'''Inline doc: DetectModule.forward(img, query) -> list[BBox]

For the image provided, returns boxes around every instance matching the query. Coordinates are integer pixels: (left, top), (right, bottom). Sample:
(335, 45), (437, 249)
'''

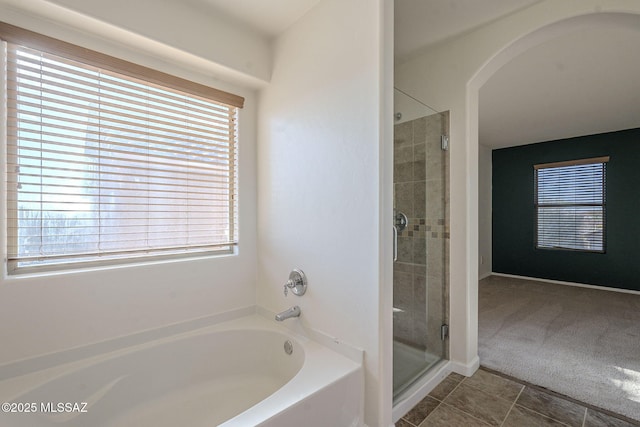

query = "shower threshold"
(393, 340), (441, 400)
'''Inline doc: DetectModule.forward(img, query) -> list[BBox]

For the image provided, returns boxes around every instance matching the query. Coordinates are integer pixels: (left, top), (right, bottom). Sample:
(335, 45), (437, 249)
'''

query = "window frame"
(1, 22), (245, 275)
(534, 156), (609, 254)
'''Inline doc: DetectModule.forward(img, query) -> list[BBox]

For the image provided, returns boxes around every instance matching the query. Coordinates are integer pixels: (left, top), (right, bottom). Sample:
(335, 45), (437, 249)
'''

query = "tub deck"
(0, 314), (364, 427)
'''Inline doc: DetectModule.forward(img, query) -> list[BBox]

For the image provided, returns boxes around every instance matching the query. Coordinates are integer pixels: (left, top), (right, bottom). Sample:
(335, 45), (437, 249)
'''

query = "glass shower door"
(392, 89), (449, 400)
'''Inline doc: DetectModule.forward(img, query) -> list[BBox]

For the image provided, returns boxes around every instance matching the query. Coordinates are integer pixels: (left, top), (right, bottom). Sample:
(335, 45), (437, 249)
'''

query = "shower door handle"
(393, 225), (398, 262)
(393, 211), (407, 262)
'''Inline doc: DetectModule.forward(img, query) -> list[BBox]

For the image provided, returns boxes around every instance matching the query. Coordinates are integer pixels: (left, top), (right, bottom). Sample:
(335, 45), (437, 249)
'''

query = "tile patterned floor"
(396, 368), (640, 427)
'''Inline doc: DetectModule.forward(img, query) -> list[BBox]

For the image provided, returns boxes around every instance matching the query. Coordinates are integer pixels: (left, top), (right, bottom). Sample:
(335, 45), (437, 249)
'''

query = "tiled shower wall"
(393, 112), (450, 355)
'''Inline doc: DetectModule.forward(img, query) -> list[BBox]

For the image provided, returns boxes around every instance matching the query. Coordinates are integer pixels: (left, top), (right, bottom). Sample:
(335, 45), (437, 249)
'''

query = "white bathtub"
(0, 314), (364, 426)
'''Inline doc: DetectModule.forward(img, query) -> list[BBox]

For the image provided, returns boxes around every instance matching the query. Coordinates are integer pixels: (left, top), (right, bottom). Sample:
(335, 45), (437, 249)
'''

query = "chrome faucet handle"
(283, 269), (307, 297)
(283, 280), (292, 296)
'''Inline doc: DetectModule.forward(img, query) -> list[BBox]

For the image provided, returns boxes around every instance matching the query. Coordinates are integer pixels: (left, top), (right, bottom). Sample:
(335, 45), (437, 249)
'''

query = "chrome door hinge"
(441, 324), (449, 341)
(441, 135), (449, 151)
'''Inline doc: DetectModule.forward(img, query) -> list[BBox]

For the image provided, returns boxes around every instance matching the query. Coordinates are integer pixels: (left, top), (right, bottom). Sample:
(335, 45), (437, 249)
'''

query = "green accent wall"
(492, 127), (640, 291)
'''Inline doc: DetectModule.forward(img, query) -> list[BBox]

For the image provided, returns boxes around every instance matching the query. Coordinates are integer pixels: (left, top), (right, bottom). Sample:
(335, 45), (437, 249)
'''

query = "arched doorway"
(469, 11), (640, 420)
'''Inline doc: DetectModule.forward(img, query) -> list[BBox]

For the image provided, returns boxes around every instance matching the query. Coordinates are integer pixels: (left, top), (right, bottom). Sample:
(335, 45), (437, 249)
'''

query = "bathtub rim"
(0, 305), (256, 381)
(0, 305), (363, 383)
(0, 312), (364, 427)
(0, 308), (363, 407)
(255, 306), (364, 364)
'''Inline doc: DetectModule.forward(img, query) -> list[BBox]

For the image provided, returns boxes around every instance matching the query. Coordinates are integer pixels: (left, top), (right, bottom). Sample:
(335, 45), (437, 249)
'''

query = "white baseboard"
(449, 355), (480, 377)
(490, 272), (640, 296)
(479, 271), (492, 280)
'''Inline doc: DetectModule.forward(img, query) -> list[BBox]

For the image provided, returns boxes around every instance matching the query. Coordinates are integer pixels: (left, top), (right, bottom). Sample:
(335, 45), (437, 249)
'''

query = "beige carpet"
(479, 275), (640, 422)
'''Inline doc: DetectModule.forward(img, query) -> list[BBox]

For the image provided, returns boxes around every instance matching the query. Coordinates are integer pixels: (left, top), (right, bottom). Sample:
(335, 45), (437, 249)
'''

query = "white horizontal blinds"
(535, 157), (608, 252)
(6, 42), (239, 270)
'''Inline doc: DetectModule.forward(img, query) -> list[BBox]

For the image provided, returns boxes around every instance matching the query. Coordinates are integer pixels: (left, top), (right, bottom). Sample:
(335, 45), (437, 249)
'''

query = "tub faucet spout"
(275, 306), (301, 321)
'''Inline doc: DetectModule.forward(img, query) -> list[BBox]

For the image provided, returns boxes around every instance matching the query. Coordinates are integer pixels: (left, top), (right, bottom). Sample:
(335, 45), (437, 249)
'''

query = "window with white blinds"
(2, 23), (244, 273)
(534, 157), (608, 253)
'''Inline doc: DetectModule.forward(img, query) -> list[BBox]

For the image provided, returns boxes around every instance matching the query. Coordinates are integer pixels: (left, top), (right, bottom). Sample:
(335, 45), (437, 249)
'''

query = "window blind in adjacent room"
(534, 157), (609, 253)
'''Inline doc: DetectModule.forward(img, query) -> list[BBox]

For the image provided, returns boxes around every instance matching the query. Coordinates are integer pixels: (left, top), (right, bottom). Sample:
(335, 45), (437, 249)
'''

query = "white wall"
(395, 0), (640, 373)
(478, 144), (492, 279)
(256, 0), (389, 424)
(0, 0), (259, 364)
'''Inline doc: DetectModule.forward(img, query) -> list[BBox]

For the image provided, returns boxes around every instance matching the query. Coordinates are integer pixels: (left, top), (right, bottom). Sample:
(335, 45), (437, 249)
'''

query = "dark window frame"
(534, 157), (609, 253)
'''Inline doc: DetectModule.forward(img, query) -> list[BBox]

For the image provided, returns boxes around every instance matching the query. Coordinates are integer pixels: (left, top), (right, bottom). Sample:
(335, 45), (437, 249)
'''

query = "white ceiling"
(177, 1), (640, 150)
(479, 22), (640, 148)
(184, 0), (541, 49)
(186, 0), (322, 38)
(394, 0), (541, 61)
(395, 1), (640, 149)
